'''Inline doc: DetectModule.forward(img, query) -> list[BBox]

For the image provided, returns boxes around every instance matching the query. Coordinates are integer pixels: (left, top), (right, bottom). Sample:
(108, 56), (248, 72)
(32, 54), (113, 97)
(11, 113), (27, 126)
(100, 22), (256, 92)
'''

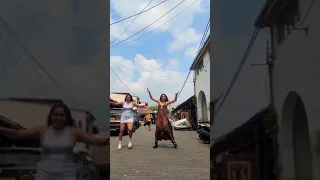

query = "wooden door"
(227, 160), (252, 180)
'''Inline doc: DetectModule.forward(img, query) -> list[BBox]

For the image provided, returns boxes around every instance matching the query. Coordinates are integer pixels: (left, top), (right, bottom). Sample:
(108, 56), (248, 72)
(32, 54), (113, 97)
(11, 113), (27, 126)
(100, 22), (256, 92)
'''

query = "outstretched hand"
(147, 88), (150, 93)
(175, 91), (180, 96)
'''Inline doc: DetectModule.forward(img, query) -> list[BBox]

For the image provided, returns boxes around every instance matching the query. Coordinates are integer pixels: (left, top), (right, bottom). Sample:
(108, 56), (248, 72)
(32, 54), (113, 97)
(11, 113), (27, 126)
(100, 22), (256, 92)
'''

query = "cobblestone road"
(110, 124), (210, 180)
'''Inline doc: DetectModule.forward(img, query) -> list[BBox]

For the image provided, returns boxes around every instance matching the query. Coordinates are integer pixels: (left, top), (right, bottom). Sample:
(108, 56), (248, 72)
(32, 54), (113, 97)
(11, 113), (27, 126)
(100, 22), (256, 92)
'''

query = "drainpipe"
(193, 72), (197, 123)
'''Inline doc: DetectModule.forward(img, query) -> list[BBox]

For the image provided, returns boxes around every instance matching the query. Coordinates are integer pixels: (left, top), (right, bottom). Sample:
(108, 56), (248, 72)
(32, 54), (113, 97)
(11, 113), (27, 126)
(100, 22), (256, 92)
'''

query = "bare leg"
(127, 122), (133, 139)
(127, 122), (134, 149)
(118, 123), (126, 150)
(119, 123), (126, 141)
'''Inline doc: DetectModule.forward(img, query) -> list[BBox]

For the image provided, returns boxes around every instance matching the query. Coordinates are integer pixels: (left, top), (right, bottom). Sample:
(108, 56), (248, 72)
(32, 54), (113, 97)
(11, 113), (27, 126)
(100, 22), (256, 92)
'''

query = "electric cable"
(215, 27), (261, 115)
(177, 70), (191, 98)
(196, 19), (210, 55)
(177, 18), (210, 98)
(0, 16), (78, 105)
(111, 0), (199, 49)
(110, 0), (187, 48)
(110, 0), (154, 45)
(111, 67), (135, 94)
(110, 0), (169, 25)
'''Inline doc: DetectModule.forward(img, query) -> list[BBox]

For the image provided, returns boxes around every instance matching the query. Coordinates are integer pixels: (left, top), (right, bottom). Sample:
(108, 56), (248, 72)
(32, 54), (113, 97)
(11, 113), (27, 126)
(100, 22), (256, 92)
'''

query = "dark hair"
(47, 103), (75, 127)
(159, 94), (169, 102)
(124, 94), (133, 102)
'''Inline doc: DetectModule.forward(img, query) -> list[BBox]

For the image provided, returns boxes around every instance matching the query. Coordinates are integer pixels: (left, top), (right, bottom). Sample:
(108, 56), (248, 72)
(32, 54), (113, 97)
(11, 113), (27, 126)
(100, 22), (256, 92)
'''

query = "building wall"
(0, 100), (93, 154)
(195, 50), (211, 122)
(271, 0), (320, 179)
(209, 0), (269, 143)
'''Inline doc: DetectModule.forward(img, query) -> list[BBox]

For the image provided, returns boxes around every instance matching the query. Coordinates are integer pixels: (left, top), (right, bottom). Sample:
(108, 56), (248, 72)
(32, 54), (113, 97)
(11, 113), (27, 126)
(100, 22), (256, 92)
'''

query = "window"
(275, 0), (300, 44)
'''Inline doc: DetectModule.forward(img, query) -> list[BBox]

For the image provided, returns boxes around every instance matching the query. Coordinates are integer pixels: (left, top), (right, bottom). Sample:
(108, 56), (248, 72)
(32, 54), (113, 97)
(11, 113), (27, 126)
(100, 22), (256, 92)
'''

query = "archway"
(280, 91), (313, 180)
(198, 91), (208, 121)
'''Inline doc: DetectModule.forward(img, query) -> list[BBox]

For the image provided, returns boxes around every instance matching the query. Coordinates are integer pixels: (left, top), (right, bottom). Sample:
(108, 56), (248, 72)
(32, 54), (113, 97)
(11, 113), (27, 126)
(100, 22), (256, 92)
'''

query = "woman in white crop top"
(111, 94), (145, 150)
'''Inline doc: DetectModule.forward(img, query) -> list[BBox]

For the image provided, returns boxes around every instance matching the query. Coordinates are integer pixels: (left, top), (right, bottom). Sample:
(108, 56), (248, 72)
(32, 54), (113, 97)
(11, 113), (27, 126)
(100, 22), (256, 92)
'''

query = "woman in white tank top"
(111, 94), (145, 150)
(0, 103), (110, 180)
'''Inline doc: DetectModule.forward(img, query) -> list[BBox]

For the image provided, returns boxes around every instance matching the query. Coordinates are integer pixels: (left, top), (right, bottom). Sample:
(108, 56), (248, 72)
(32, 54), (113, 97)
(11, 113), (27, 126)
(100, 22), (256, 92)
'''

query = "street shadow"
(155, 142), (177, 149)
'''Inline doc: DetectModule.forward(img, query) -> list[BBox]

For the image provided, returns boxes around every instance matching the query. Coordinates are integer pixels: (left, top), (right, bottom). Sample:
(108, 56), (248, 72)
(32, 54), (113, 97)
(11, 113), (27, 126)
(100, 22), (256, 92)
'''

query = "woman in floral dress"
(147, 88), (179, 148)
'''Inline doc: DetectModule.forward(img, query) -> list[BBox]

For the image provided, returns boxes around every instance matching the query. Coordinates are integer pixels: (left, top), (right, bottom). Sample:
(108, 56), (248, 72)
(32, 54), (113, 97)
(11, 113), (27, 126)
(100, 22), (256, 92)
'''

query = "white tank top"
(122, 102), (134, 118)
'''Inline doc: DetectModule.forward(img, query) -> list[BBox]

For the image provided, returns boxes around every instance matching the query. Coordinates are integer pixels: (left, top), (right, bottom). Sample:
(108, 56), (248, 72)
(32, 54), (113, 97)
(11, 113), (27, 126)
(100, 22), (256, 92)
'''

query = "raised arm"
(167, 92), (179, 105)
(110, 101), (124, 106)
(0, 126), (44, 139)
(147, 88), (159, 103)
(73, 127), (109, 146)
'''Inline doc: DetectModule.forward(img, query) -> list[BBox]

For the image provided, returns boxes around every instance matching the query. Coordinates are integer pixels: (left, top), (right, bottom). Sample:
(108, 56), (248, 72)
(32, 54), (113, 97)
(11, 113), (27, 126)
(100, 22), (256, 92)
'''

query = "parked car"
(172, 118), (192, 130)
(197, 121), (210, 144)
(110, 108), (122, 134)
(133, 111), (141, 130)
(0, 147), (99, 180)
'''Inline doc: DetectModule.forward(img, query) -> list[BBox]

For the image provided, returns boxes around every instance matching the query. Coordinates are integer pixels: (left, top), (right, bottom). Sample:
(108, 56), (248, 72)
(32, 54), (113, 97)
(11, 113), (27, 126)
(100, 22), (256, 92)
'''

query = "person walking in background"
(143, 116), (148, 129)
(0, 103), (109, 180)
(110, 94), (145, 150)
(144, 113), (152, 131)
(147, 88), (179, 148)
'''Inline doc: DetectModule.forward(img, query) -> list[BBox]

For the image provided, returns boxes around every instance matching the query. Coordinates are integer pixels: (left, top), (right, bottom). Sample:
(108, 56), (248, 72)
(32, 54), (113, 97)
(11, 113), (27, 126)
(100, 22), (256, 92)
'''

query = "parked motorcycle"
(197, 122), (210, 144)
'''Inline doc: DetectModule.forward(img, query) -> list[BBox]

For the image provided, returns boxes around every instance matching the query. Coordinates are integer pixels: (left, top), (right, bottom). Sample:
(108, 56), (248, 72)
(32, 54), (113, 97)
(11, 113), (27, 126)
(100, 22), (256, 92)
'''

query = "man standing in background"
(144, 114), (152, 131)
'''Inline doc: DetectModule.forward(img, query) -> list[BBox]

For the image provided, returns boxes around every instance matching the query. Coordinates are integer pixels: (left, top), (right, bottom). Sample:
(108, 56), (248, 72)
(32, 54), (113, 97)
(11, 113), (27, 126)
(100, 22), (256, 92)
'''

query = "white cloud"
(185, 45), (198, 58)
(110, 54), (194, 107)
(110, 0), (209, 51)
(168, 28), (201, 52)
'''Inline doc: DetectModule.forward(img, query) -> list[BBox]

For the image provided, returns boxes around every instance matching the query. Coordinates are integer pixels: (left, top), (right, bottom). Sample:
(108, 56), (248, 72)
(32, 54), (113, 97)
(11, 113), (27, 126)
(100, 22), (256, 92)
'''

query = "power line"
(110, 0), (169, 25)
(215, 27), (261, 115)
(110, 67), (135, 94)
(0, 17), (77, 105)
(110, 70), (127, 92)
(110, 0), (187, 48)
(177, 71), (191, 98)
(1, 38), (35, 95)
(196, 19), (210, 55)
(0, 17), (62, 90)
(110, 0), (154, 45)
(110, 72), (124, 91)
(177, 17), (210, 99)
(111, 0), (199, 49)
(296, 0), (315, 27)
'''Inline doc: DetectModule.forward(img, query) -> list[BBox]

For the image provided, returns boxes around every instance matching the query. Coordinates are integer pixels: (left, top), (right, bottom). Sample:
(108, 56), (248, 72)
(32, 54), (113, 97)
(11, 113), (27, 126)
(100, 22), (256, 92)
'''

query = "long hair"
(47, 103), (75, 127)
(159, 94), (169, 102)
(124, 93), (133, 102)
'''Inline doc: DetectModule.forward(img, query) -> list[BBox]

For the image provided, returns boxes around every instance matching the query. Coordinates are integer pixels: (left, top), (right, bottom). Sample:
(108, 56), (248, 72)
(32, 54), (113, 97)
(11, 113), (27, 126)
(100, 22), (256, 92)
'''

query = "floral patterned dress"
(155, 104), (175, 142)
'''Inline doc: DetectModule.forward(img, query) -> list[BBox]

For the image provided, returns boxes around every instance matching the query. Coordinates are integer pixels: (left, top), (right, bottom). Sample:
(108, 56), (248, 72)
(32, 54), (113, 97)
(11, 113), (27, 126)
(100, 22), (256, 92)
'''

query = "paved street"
(110, 124), (210, 180)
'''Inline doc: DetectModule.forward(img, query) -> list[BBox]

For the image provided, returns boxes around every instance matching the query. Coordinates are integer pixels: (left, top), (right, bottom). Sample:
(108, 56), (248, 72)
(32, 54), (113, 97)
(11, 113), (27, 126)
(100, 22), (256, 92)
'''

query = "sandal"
(173, 142), (178, 148)
(153, 142), (158, 148)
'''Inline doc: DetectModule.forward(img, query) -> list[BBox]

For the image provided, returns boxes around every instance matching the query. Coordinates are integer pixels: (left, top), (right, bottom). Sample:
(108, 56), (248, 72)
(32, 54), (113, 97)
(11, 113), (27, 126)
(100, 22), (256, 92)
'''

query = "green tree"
(149, 106), (158, 111)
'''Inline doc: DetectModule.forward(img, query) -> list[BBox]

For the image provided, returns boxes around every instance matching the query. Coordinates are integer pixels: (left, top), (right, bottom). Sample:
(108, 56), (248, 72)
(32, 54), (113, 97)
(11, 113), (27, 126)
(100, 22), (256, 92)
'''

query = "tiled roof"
(138, 108), (153, 114)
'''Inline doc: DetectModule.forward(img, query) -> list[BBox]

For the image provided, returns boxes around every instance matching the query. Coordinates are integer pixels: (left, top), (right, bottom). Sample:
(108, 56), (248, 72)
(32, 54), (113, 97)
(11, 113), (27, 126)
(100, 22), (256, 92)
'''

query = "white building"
(256, 0), (320, 179)
(190, 36), (211, 123)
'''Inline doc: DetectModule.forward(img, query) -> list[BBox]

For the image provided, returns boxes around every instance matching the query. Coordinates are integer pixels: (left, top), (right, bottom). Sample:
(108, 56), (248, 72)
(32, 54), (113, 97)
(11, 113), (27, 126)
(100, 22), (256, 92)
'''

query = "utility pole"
(267, 26), (279, 180)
